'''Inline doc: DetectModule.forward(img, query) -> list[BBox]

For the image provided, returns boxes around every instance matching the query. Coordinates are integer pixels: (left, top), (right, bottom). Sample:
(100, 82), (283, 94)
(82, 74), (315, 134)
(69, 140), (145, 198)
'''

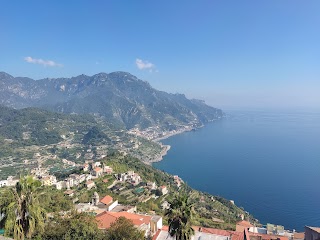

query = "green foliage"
(102, 153), (251, 228)
(0, 105), (98, 147)
(105, 217), (145, 240)
(40, 212), (104, 240)
(82, 126), (111, 145)
(106, 154), (172, 186)
(166, 192), (195, 240)
(0, 176), (47, 240)
(40, 188), (73, 212)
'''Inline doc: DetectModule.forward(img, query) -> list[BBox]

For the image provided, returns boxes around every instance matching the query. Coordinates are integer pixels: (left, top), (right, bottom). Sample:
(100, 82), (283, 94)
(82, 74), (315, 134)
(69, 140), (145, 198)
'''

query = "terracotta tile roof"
(95, 211), (152, 229)
(161, 225), (169, 231)
(113, 212), (151, 225)
(248, 232), (288, 240)
(100, 195), (113, 205)
(96, 212), (117, 229)
(237, 220), (253, 228)
(156, 226), (244, 240)
(232, 232), (244, 240)
(192, 226), (253, 240)
(103, 179), (109, 183)
(86, 180), (94, 185)
(152, 229), (162, 240)
(196, 226), (232, 236)
(94, 167), (102, 172)
(293, 232), (305, 239)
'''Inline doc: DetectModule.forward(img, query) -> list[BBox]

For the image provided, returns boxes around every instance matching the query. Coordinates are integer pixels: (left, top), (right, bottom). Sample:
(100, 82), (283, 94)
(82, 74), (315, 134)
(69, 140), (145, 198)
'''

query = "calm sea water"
(153, 109), (320, 231)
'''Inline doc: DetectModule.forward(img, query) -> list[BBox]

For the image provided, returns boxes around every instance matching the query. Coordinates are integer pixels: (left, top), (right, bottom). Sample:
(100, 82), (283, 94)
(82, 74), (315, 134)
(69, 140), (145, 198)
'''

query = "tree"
(105, 217), (145, 240)
(165, 192), (195, 240)
(40, 212), (104, 240)
(0, 176), (46, 240)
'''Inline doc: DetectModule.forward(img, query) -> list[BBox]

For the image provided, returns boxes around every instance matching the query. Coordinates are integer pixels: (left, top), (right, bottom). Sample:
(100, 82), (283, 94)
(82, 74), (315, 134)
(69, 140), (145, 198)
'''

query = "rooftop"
(237, 220), (253, 228)
(306, 226), (320, 233)
(96, 211), (152, 229)
(293, 232), (305, 240)
(100, 195), (113, 205)
(153, 226), (232, 240)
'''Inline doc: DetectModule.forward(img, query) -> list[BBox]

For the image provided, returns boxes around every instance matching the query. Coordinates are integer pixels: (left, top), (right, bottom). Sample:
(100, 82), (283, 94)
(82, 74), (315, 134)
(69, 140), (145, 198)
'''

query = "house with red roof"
(92, 167), (103, 177)
(152, 226), (242, 240)
(236, 220), (254, 233)
(96, 211), (162, 238)
(99, 195), (118, 211)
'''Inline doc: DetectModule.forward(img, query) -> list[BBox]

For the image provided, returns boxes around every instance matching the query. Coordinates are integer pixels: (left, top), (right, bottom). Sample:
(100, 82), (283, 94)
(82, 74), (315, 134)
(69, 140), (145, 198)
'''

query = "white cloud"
(135, 58), (156, 71)
(24, 56), (63, 67)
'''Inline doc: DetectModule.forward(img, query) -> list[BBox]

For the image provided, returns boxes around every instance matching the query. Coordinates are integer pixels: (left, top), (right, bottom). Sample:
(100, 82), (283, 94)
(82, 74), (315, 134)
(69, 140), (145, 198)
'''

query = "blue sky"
(1, 1), (319, 109)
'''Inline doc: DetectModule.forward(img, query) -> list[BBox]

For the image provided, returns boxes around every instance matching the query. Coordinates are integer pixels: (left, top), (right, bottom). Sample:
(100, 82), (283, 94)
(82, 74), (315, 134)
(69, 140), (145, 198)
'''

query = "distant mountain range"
(0, 71), (223, 130)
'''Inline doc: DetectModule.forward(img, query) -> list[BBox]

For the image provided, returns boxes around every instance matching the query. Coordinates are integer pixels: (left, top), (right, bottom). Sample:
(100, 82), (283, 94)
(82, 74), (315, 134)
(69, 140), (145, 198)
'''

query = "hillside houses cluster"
(1, 162), (319, 240)
(75, 192), (163, 238)
(152, 220), (310, 240)
(19, 161), (114, 190)
(116, 170), (141, 186)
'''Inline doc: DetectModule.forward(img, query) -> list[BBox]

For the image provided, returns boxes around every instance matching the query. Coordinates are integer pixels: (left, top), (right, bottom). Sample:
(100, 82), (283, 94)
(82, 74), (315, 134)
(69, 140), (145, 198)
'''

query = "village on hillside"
(1, 155), (318, 240)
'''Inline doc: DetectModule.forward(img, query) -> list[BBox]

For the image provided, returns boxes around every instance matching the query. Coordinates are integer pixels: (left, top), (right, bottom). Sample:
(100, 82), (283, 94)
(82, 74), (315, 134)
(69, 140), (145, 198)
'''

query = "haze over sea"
(153, 109), (320, 231)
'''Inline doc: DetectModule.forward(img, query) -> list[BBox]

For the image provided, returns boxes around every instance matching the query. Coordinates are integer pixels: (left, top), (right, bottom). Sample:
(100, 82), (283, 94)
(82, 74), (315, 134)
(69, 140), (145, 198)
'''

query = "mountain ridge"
(0, 71), (224, 130)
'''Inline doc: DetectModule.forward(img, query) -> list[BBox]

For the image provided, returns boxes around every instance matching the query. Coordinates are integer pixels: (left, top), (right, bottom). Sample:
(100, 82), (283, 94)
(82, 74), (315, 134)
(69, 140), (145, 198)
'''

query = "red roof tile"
(96, 212), (117, 229)
(152, 229), (162, 240)
(95, 211), (152, 229)
(199, 227), (232, 236)
(100, 195), (113, 205)
(248, 232), (289, 240)
(161, 226), (169, 231)
(293, 232), (305, 239)
(237, 220), (253, 228)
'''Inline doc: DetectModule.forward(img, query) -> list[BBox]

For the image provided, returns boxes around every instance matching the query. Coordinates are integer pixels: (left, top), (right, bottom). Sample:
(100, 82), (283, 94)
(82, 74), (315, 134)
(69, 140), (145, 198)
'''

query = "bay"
(153, 109), (320, 231)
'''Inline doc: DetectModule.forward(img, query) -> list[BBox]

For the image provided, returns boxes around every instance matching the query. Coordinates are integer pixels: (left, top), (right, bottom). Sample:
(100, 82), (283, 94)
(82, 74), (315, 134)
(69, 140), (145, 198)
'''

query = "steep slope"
(0, 105), (98, 146)
(0, 71), (223, 130)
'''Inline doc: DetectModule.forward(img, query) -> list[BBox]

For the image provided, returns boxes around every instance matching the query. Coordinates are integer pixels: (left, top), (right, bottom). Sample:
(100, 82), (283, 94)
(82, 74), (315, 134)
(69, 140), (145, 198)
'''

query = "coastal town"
(1, 120), (319, 239)
(0, 119), (202, 181)
(0, 115), (318, 239)
(1, 152), (318, 240)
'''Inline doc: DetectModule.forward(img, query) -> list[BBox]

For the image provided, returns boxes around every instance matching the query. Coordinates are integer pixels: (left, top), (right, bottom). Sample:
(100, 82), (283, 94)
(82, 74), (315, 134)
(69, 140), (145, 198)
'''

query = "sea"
(153, 109), (320, 231)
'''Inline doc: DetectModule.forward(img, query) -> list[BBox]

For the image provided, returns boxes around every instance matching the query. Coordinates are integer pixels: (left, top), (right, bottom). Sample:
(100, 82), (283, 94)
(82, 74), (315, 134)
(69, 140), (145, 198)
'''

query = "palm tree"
(165, 192), (195, 240)
(0, 176), (46, 240)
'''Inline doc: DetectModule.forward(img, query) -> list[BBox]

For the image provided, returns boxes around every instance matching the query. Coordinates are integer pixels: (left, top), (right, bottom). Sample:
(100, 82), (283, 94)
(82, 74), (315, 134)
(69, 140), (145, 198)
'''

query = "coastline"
(146, 144), (171, 165)
(148, 125), (204, 165)
(152, 126), (196, 142)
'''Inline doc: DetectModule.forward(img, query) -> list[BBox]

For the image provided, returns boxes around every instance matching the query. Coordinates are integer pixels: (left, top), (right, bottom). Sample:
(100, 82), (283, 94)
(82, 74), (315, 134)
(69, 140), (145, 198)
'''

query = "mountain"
(0, 71), (223, 130)
(0, 105), (164, 178)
